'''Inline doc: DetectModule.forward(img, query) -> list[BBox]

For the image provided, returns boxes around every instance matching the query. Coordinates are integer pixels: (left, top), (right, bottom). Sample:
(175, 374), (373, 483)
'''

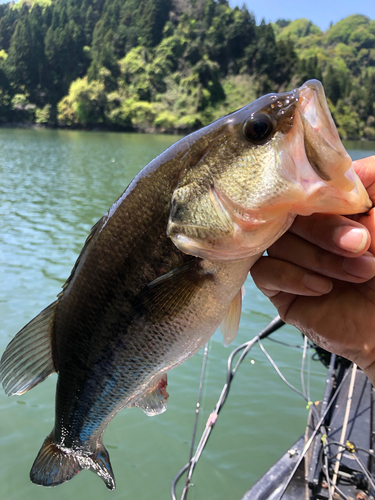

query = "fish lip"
(293, 80), (372, 214)
(297, 79), (345, 156)
(297, 79), (352, 180)
(299, 80), (330, 116)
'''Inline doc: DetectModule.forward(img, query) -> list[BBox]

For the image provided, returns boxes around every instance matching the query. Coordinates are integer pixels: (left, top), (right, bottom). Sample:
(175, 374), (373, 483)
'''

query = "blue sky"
(229, 0), (375, 31)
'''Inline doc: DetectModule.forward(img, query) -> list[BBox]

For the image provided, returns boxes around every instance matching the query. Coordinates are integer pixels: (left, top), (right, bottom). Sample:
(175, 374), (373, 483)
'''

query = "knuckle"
(310, 245), (325, 272)
(305, 214), (324, 240)
(267, 233), (293, 258)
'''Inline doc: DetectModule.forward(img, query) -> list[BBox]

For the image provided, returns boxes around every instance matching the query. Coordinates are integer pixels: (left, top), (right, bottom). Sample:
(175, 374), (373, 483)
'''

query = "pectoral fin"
(220, 287), (243, 347)
(133, 374), (169, 416)
(136, 258), (214, 321)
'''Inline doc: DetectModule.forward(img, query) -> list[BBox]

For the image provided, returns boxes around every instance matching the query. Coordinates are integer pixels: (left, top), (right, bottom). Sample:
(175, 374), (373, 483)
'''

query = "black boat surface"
(171, 318), (375, 500)
(242, 353), (375, 500)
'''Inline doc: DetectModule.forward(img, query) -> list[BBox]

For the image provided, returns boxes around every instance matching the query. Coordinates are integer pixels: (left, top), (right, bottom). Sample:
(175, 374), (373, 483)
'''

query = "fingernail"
(333, 226), (368, 253)
(343, 253), (375, 278)
(303, 273), (333, 293)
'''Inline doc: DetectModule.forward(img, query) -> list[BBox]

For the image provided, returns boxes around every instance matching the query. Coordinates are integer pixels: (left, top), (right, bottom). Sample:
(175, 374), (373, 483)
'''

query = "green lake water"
(0, 129), (374, 500)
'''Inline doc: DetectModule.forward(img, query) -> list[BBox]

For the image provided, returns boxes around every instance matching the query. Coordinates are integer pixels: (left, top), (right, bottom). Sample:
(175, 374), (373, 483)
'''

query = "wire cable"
(258, 337), (320, 422)
(301, 335), (308, 400)
(323, 444), (334, 500)
(180, 342), (210, 500)
(265, 336), (306, 349)
(278, 366), (353, 499)
(352, 452), (375, 492)
(172, 318), (367, 500)
(331, 483), (351, 500)
(171, 316), (284, 500)
(306, 339), (312, 403)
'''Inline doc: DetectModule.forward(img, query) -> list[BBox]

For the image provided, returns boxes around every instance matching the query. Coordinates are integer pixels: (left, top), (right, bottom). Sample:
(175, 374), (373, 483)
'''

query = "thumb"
(358, 208), (375, 255)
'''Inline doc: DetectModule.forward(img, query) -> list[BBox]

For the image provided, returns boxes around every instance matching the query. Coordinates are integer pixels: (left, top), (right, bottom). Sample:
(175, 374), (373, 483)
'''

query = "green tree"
(43, 0), (89, 103)
(58, 76), (107, 125)
(323, 65), (344, 105)
(4, 5), (47, 103)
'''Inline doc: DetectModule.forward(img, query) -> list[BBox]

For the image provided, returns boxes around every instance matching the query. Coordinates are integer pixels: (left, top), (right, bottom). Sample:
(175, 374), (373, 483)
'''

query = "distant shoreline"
(0, 121), (190, 135)
(0, 121), (372, 141)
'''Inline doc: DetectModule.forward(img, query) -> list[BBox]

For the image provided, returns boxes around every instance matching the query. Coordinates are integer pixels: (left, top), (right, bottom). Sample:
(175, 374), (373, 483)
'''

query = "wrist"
(351, 343), (375, 386)
(360, 357), (375, 386)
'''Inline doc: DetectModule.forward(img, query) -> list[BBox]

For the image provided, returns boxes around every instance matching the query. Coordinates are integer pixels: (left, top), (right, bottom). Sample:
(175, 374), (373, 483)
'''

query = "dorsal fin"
(0, 301), (57, 396)
(59, 217), (105, 297)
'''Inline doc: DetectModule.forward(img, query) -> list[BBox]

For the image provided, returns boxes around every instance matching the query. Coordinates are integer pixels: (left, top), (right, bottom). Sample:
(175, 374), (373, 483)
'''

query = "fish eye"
(243, 114), (274, 143)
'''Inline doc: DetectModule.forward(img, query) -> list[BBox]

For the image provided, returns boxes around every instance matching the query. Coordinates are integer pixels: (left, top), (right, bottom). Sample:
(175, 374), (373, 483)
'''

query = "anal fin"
(0, 301), (57, 396)
(220, 286), (243, 347)
(133, 374), (169, 416)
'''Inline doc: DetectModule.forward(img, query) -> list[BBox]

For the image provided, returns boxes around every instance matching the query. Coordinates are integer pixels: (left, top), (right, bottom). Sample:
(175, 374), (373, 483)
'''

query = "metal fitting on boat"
(356, 491), (367, 500)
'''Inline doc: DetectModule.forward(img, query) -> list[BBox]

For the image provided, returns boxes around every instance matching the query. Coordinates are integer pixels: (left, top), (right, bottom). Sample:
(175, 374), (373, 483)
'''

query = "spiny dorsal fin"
(30, 432), (115, 490)
(220, 286), (243, 347)
(0, 301), (57, 396)
(132, 374), (169, 416)
(59, 217), (105, 297)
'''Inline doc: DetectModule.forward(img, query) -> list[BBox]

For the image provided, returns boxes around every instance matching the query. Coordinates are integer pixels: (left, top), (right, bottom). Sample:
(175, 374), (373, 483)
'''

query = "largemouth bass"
(0, 80), (371, 490)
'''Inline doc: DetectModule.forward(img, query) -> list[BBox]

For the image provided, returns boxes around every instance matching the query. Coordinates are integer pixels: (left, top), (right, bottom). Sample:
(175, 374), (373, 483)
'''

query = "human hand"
(251, 156), (375, 383)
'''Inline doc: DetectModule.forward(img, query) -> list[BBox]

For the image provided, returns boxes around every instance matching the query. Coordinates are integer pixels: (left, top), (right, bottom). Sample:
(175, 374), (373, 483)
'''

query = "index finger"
(351, 156), (375, 254)
(357, 209), (375, 255)
(353, 156), (375, 199)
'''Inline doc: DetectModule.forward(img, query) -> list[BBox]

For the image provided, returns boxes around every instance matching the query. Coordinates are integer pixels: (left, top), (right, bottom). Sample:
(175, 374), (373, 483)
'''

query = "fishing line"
(301, 335), (308, 399)
(181, 342), (210, 500)
(258, 337), (320, 421)
(171, 316), (284, 500)
(266, 336), (306, 349)
(278, 366), (352, 499)
(323, 444), (335, 500)
(172, 319), (359, 500)
(307, 339), (312, 403)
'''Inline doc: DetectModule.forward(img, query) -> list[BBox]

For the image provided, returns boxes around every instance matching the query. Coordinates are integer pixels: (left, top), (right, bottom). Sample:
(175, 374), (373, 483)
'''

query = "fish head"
(167, 80), (372, 261)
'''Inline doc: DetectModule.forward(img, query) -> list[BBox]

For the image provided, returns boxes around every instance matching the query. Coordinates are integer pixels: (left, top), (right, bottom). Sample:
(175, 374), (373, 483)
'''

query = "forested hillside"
(0, 0), (374, 139)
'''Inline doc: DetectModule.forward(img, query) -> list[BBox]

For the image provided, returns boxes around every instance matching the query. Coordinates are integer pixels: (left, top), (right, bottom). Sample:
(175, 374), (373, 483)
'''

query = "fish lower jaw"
(169, 215), (295, 262)
(169, 233), (233, 260)
(291, 182), (372, 216)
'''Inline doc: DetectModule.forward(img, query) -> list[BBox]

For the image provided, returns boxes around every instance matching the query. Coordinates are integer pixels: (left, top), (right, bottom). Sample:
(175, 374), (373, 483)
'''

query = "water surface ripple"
(0, 129), (373, 500)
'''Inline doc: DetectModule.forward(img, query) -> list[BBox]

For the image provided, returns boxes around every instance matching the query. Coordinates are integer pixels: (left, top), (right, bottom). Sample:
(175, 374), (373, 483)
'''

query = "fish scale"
(0, 80), (371, 490)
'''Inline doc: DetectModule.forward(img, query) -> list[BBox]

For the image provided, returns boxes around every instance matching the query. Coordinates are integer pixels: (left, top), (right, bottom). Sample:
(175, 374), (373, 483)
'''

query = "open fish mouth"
(285, 79), (372, 215)
(168, 80), (372, 261)
(299, 80), (345, 159)
(297, 80), (353, 188)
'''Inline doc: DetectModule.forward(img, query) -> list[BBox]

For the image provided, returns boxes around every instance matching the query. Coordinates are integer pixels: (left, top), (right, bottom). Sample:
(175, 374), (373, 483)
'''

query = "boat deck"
(242, 361), (375, 500)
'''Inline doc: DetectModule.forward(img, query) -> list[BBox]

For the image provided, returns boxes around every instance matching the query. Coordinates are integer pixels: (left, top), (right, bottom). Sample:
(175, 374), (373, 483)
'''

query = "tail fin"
(30, 432), (115, 490)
